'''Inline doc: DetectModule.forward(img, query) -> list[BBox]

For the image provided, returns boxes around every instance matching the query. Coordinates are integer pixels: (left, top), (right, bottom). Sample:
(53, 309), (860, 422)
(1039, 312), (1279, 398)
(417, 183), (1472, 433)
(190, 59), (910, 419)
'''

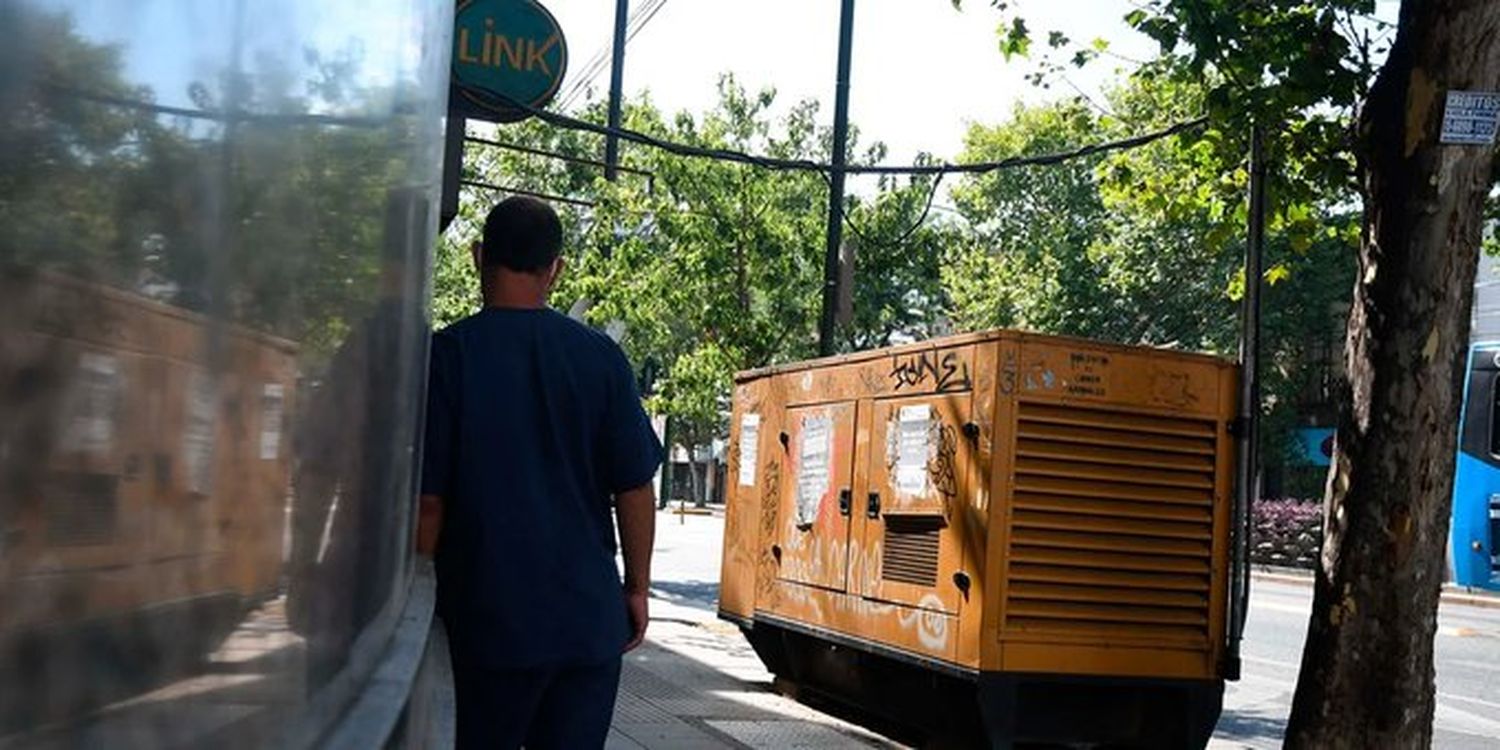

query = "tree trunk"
(1285, 2), (1500, 747)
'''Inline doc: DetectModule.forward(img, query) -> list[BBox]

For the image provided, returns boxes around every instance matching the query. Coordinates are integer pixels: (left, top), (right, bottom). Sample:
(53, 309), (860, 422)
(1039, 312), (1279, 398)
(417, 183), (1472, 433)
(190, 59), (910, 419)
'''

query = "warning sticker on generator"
(63, 352), (122, 455)
(737, 413), (760, 486)
(183, 371), (217, 495)
(260, 383), (285, 460)
(895, 404), (931, 497)
(795, 414), (832, 526)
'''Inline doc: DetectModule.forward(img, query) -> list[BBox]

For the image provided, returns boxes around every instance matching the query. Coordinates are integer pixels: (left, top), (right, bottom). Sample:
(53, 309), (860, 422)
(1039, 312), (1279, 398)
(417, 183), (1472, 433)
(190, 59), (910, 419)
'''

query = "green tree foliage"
(954, 1), (1500, 745)
(0, 8), (160, 274)
(947, 76), (1355, 474)
(1, 6), (427, 362)
(441, 78), (948, 485)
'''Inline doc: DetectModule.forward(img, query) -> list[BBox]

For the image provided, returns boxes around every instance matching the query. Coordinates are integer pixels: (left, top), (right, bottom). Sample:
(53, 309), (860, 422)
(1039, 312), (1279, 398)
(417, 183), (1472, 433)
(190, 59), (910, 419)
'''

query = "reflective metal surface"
(0, 0), (452, 745)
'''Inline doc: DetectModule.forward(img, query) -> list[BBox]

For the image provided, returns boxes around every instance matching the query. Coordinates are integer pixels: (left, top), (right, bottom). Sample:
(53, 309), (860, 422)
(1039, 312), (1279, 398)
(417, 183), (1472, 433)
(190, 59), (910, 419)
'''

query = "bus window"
(1490, 372), (1500, 458)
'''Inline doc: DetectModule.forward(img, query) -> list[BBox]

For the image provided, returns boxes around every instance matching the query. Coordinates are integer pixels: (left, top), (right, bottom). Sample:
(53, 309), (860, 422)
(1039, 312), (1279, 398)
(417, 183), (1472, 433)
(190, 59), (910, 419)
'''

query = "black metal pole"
(1228, 125), (1266, 680)
(440, 113), (465, 232)
(818, 0), (856, 357)
(659, 416), (673, 509)
(604, 0), (629, 183)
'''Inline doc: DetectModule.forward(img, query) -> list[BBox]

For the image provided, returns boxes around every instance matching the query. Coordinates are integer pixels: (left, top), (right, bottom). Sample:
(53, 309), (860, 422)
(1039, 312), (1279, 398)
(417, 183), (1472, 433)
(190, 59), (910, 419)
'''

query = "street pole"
(604, 0), (629, 183)
(818, 0), (856, 357)
(439, 112), (465, 232)
(1228, 125), (1266, 680)
(659, 416), (673, 510)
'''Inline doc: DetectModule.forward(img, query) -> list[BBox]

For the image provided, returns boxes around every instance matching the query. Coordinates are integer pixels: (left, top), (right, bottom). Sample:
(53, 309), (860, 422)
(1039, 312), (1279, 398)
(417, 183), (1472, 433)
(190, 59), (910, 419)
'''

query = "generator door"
(775, 401), (858, 592)
(855, 393), (971, 614)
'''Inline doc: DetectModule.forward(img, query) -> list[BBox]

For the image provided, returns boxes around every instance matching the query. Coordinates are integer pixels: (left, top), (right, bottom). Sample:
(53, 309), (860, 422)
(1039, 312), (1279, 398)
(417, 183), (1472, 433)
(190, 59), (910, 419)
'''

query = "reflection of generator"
(719, 330), (1241, 747)
(1451, 342), (1500, 591)
(0, 270), (297, 726)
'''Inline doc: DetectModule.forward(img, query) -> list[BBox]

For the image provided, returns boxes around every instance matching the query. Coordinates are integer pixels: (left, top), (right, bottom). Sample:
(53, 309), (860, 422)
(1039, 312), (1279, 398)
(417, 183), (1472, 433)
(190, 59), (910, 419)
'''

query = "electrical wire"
(464, 134), (656, 190)
(460, 179), (597, 207)
(556, 0), (671, 111)
(462, 91), (1203, 248)
(837, 171), (947, 251)
(480, 87), (1208, 177)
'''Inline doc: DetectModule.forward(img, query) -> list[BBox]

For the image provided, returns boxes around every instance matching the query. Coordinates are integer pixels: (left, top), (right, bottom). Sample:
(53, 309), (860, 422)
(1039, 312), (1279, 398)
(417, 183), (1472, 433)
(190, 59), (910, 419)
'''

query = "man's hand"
(624, 588), (649, 652)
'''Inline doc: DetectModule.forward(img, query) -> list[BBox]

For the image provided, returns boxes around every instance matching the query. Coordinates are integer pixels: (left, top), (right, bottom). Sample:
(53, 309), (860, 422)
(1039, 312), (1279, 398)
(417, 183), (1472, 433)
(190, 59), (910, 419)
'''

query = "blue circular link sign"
(451, 0), (568, 122)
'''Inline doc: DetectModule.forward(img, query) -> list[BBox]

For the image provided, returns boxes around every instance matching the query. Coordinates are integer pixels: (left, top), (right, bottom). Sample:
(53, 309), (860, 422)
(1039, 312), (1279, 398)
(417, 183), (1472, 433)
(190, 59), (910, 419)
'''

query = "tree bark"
(1285, 2), (1500, 747)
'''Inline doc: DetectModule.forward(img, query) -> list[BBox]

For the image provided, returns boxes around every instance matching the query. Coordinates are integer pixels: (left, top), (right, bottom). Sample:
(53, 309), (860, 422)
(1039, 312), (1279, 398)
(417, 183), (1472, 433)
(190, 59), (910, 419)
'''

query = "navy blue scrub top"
(422, 307), (663, 668)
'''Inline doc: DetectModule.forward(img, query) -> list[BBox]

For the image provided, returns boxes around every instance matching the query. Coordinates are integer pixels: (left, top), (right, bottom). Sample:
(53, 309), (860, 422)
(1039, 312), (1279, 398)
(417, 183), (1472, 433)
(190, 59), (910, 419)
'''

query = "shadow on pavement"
(612, 635), (906, 749)
(1213, 707), (1286, 748)
(649, 580), (721, 614)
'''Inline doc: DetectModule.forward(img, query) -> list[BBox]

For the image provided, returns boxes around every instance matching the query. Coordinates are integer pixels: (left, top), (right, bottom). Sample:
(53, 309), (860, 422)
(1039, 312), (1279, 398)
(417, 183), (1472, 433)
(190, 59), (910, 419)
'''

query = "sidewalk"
(1252, 566), (1500, 610)
(607, 595), (903, 750)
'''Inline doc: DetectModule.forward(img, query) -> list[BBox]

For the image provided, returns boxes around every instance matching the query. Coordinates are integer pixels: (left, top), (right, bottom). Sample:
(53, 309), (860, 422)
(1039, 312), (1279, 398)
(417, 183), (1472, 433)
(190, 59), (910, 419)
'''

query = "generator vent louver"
(45, 473), (119, 546)
(883, 515), (943, 587)
(1005, 402), (1218, 645)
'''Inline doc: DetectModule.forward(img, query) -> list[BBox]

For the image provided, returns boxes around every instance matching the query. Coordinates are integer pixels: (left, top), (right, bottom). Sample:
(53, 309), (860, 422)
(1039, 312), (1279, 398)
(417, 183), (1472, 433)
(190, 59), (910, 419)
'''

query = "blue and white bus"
(1452, 342), (1500, 590)
(1453, 251), (1500, 591)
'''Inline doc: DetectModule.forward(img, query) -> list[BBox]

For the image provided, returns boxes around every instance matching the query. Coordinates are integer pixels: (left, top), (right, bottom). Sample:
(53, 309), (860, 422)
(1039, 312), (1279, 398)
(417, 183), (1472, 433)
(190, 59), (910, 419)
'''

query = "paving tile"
(706, 719), (886, 749)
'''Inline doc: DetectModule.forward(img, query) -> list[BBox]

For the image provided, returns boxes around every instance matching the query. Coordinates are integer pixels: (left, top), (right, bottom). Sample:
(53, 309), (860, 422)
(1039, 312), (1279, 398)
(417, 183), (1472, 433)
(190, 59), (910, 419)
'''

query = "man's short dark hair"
(481, 196), (563, 273)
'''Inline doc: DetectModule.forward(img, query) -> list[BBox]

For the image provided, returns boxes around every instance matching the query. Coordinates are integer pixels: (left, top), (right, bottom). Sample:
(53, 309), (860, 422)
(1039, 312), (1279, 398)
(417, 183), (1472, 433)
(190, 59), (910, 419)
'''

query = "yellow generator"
(0, 269), (297, 728)
(719, 329), (1241, 748)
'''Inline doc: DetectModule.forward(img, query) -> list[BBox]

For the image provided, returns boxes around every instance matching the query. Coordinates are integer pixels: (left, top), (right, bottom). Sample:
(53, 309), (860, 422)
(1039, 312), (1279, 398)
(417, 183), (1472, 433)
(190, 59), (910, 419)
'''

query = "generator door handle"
(866, 491), (881, 519)
(838, 488), (852, 516)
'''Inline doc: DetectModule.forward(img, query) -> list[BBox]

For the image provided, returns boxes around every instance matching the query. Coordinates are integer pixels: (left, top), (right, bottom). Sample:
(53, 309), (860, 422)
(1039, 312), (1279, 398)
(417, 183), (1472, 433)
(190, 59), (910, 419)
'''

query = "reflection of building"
(0, 269), (296, 730)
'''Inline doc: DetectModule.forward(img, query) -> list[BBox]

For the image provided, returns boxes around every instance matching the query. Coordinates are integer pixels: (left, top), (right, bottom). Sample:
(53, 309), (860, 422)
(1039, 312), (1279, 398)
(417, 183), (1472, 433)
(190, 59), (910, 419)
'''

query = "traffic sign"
(451, 0), (568, 122)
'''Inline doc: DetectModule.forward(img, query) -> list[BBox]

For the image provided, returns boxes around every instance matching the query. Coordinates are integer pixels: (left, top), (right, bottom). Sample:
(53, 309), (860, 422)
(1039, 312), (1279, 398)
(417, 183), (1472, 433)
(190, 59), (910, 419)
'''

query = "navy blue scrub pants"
(452, 657), (623, 749)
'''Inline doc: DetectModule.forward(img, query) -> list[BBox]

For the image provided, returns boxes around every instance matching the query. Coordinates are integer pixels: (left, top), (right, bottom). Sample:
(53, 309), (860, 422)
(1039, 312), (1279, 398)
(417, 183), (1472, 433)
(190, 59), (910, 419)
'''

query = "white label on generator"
(796, 414), (832, 526)
(63, 352), (122, 455)
(895, 404), (931, 496)
(737, 413), (761, 486)
(183, 371), (217, 495)
(260, 383), (285, 460)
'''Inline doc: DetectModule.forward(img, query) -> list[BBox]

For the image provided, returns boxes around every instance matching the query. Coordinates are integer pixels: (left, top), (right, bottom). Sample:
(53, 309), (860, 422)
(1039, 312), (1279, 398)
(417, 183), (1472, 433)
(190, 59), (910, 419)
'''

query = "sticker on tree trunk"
(1441, 91), (1500, 145)
(895, 404), (932, 497)
(738, 413), (760, 486)
(795, 414), (832, 526)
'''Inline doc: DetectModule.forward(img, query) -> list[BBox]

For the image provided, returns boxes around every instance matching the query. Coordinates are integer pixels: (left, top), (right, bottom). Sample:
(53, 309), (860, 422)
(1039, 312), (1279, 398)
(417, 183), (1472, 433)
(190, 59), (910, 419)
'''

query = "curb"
(1251, 568), (1500, 610)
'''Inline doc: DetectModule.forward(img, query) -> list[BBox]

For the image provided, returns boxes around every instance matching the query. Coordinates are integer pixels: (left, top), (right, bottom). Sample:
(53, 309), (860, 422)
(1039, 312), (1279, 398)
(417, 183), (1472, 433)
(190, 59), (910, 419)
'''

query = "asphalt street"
(1216, 578), (1500, 749)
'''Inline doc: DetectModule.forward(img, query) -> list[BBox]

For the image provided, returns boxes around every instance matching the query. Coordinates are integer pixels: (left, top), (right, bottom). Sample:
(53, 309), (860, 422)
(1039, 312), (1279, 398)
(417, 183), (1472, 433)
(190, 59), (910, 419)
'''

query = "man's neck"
(482, 297), (546, 310)
(481, 275), (548, 309)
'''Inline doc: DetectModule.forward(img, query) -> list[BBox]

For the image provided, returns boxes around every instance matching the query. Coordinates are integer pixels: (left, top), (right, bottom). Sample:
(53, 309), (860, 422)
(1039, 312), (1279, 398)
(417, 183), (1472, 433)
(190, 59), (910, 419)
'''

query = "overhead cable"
(483, 89), (1208, 177)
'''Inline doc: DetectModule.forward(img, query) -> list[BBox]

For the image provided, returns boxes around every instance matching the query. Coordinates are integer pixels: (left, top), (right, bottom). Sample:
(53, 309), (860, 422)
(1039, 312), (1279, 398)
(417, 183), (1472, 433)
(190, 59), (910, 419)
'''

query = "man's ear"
(548, 256), (567, 288)
(470, 241), (482, 271)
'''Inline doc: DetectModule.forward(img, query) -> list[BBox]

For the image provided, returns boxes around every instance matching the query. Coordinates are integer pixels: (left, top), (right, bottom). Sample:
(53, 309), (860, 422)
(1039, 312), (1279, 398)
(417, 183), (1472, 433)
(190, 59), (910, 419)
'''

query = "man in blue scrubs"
(417, 196), (661, 749)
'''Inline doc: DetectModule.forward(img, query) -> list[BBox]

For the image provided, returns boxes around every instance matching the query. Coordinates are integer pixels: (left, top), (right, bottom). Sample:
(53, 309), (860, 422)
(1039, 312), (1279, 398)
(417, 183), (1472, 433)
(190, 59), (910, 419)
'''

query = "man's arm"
(417, 333), (455, 558)
(615, 482), (656, 652)
(416, 493), (444, 557)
